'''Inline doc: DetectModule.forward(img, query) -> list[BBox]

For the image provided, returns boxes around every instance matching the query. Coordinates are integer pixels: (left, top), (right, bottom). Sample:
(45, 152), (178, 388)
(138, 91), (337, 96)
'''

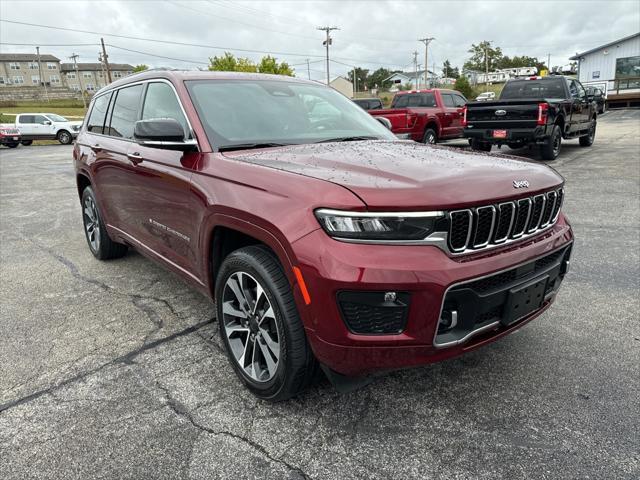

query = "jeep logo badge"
(495, 110), (507, 116)
(513, 180), (530, 189)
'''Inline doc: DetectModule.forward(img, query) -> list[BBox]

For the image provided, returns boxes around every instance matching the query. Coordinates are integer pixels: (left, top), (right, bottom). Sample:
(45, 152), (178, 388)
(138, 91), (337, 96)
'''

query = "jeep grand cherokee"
(74, 71), (573, 400)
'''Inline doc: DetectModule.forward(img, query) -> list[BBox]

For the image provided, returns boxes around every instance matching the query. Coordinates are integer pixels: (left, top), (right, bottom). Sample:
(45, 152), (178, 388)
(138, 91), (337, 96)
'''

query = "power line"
(0, 42), (99, 47)
(106, 44), (209, 65)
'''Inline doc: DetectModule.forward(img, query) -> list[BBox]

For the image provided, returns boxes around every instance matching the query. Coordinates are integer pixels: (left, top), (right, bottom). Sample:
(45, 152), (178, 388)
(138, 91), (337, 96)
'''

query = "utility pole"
(484, 41), (491, 92)
(306, 58), (310, 80)
(317, 26), (338, 85)
(412, 50), (419, 88)
(100, 38), (112, 83)
(35, 46), (49, 102)
(98, 52), (107, 87)
(352, 66), (357, 97)
(547, 53), (551, 73)
(69, 53), (86, 109)
(418, 37), (435, 89)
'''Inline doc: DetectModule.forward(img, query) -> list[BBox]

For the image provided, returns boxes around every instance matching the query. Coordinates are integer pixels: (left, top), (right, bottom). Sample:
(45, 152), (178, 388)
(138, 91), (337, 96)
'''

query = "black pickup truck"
(463, 76), (597, 160)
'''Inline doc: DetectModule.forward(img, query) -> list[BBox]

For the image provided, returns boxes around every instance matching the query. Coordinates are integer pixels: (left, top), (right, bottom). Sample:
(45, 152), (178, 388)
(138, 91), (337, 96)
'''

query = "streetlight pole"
(317, 26), (339, 85)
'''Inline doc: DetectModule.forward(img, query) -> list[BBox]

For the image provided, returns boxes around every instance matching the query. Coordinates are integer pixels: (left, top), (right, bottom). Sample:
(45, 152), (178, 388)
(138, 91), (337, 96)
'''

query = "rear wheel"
(6, 143), (19, 148)
(422, 128), (437, 144)
(540, 125), (562, 160)
(216, 245), (317, 401)
(579, 118), (596, 147)
(21, 140), (33, 146)
(81, 186), (128, 260)
(57, 130), (72, 145)
(471, 139), (492, 152)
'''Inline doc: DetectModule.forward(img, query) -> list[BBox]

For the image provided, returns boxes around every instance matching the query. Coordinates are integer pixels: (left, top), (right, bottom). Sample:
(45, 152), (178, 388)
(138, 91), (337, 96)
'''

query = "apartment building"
(0, 53), (63, 87)
(60, 63), (134, 92)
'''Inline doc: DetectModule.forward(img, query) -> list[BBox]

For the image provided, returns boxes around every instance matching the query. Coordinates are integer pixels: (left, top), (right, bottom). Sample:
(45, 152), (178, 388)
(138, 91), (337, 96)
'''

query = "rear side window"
(392, 93), (436, 108)
(141, 82), (189, 138)
(441, 94), (455, 107)
(108, 84), (143, 139)
(18, 115), (34, 124)
(86, 92), (112, 134)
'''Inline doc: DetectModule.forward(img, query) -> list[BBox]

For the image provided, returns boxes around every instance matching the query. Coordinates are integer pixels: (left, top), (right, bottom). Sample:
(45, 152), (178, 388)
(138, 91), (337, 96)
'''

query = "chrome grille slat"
(447, 188), (564, 254)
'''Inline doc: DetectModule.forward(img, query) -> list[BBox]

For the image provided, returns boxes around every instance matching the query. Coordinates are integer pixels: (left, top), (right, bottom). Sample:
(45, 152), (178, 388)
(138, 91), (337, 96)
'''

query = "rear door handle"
(127, 152), (143, 164)
(91, 144), (102, 153)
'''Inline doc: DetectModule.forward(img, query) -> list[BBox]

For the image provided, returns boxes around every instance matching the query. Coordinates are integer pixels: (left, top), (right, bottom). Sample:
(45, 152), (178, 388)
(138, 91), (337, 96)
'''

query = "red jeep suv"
(74, 71), (573, 400)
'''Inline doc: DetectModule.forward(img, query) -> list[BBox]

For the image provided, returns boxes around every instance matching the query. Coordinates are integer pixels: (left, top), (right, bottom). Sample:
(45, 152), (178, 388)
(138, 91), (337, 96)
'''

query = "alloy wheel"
(222, 271), (281, 383)
(83, 196), (100, 252)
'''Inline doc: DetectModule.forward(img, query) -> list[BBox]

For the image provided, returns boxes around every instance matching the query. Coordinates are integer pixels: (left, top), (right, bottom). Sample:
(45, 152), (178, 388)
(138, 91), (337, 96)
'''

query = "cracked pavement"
(1, 110), (639, 479)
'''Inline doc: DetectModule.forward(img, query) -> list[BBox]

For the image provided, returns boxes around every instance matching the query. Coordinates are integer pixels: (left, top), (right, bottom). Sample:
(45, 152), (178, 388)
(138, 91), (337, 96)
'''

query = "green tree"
(463, 41), (503, 72)
(132, 64), (149, 73)
(497, 55), (546, 72)
(442, 60), (459, 79)
(347, 67), (369, 91)
(367, 67), (394, 90)
(209, 52), (257, 72)
(257, 55), (294, 76)
(454, 76), (475, 99)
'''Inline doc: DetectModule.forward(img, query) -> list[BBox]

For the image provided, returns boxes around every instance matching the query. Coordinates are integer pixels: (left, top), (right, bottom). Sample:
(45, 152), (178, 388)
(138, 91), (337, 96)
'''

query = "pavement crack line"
(0, 318), (214, 414)
(156, 384), (312, 480)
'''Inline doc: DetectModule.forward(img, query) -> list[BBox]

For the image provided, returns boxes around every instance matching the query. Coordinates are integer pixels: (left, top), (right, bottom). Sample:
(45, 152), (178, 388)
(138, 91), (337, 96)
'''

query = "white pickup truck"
(14, 113), (82, 145)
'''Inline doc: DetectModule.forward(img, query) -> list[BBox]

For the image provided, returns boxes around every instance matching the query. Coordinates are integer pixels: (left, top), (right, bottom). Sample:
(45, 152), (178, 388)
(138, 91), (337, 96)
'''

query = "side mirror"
(133, 118), (196, 151)
(375, 116), (392, 130)
(43, 120), (52, 125)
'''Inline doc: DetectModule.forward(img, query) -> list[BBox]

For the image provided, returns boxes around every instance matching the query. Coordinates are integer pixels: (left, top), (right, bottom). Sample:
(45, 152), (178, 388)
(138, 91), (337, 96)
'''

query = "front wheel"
(57, 130), (73, 145)
(216, 245), (317, 401)
(422, 128), (437, 144)
(540, 125), (562, 160)
(579, 119), (596, 147)
(81, 186), (128, 260)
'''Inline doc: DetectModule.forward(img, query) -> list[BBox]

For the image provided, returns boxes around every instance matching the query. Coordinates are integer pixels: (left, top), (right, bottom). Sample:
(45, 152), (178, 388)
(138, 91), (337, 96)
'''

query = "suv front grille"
(447, 188), (563, 253)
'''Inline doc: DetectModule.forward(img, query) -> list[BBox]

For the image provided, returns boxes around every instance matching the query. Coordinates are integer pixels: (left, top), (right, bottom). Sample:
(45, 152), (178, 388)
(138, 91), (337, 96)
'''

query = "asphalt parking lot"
(1, 109), (639, 479)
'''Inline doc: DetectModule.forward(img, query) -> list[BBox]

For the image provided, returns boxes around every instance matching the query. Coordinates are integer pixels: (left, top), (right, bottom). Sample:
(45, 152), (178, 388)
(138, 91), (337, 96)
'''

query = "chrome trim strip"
(511, 198), (532, 239)
(315, 209), (445, 218)
(540, 191), (556, 228)
(494, 201), (516, 243)
(432, 241), (573, 348)
(473, 205), (496, 248)
(551, 187), (564, 222)
(449, 209), (473, 252)
(526, 194), (546, 233)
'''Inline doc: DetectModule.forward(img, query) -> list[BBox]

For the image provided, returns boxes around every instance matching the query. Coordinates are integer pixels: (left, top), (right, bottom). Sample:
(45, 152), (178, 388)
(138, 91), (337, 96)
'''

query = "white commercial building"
(570, 32), (640, 107)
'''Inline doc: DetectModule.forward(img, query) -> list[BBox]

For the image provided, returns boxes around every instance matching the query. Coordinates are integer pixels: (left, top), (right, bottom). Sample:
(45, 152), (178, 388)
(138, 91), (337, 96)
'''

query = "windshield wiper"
(218, 142), (293, 152)
(314, 136), (379, 143)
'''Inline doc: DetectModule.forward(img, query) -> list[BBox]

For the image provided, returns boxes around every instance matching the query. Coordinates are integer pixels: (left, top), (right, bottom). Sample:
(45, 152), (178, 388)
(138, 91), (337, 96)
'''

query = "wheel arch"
(76, 172), (92, 199)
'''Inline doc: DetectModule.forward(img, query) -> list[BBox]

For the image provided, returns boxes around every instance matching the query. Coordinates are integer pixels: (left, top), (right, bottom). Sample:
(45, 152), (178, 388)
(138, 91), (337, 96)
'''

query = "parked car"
(369, 89), (467, 143)
(0, 124), (21, 148)
(463, 76), (597, 160)
(475, 92), (496, 102)
(352, 98), (383, 110)
(74, 71), (573, 400)
(586, 86), (606, 114)
(14, 113), (82, 145)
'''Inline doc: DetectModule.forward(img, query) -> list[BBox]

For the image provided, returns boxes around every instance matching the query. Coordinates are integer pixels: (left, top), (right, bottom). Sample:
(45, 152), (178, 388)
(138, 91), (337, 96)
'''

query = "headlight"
(315, 209), (443, 242)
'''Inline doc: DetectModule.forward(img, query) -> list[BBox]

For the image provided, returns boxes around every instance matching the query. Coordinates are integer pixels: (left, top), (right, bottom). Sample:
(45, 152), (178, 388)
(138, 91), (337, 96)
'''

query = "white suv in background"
(475, 91), (496, 102)
(14, 113), (82, 145)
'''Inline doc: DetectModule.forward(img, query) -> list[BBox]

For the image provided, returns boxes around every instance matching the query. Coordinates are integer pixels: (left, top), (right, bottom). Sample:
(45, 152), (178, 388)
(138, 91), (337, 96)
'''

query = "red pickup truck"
(369, 89), (467, 143)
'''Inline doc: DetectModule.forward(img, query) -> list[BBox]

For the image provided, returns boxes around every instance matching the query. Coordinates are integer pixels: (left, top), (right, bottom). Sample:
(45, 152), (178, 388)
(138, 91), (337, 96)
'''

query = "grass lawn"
(0, 107), (86, 122)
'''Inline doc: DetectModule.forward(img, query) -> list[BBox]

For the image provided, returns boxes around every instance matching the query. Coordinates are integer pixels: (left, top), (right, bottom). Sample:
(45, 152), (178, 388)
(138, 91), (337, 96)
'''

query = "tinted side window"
(33, 115), (48, 124)
(453, 94), (466, 107)
(141, 82), (189, 137)
(371, 100), (382, 110)
(441, 94), (455, 107)
(420, 93), (436, 107)
(108, 84), (143, 139)
(86, 92), (112, 134)
(392, 95), (409, 108)
(19, 115), (34, 124)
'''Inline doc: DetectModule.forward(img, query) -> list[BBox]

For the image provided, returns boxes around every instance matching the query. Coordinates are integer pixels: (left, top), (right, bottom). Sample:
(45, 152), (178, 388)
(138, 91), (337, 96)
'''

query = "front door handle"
(127, 152), (143, 164)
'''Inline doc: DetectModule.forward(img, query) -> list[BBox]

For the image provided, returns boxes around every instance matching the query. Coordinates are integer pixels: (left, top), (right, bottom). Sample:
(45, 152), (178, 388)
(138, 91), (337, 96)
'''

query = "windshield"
(46, 114), (69, 122)
(500, 79), (566, 99)
(186, 79), (395, 150)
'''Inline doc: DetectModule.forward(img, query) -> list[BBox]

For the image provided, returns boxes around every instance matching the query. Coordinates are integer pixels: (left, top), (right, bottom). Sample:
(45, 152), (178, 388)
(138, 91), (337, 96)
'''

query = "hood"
(223, 140), (563, 209)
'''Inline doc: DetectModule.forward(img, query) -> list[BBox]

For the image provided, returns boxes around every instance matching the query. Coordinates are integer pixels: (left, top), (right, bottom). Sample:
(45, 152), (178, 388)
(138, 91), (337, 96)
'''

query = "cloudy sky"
(1, 0), (638, 81)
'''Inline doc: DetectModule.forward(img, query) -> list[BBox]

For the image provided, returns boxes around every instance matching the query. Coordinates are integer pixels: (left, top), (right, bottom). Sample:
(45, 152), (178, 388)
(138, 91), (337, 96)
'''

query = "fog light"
(384, 292), (397, 303)
(438, 309), (458, 332)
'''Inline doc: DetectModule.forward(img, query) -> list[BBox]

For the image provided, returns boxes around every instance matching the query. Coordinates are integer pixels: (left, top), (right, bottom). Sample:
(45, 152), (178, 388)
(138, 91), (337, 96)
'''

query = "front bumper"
(291, 215), (573, 376)
(0, 136), (21, 145)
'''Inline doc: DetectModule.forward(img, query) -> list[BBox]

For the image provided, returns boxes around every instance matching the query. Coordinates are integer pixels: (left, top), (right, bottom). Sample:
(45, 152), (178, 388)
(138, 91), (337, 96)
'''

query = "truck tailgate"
(466, 100), (542, 128)
(369, 109), (416, 130)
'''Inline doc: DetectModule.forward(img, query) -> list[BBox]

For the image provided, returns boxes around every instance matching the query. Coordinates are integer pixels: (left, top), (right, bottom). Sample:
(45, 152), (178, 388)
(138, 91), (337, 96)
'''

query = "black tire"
(21, 140), (33, 146)
(540, 124), (562, 161)
(81, 186), (128, 260)
(216, 245), (317, 401)
(422, 128), (437, 144)
(579, 118), (596, 147)
(6, 143), (19, 148)
(507, 143), (523, 150)
(471, 139), (492, 152)
(57, 130), (73, 145)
